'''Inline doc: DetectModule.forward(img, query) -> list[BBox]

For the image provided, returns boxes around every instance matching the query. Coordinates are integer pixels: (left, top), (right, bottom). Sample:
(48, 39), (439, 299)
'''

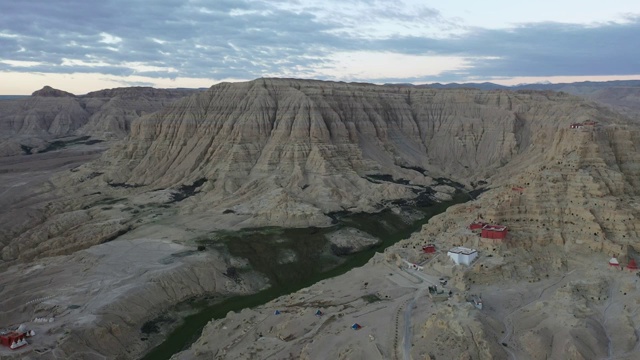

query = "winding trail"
(601, 280), (618, 359)
(498, 269), (576, 359)
(392, 298), (410, 360)
(601, 278), (640, 360)
(402, 288), (426, 360)
(399, 266), (439, 360)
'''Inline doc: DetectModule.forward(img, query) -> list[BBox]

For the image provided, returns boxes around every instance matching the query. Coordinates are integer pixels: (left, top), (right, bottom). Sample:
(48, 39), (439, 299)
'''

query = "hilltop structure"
(447, 247), (478, 265)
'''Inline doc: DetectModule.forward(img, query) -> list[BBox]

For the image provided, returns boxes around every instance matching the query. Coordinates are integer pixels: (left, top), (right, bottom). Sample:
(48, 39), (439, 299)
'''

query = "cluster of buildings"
(441, 221), (507, 265)
(0, 325), (35, 350)
(469, 221), (509, 242)
(569, 120), (598, 129)
(609, 257), (639, 271)
(420, 221), (510, 266)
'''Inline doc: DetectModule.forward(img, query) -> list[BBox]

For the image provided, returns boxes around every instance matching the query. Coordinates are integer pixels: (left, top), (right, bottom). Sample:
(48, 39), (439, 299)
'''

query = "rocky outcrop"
(4, 78), (636, 264)
(31, 85), (75, 98)
(77, 87), (200, 138)
(103, 80), (622, 189)
(404, 122), (640, 261)
(0, 238), (268, 360)
(384, 99), (640, 359)
(86, 79), (628, 222)
(0, 87), (200, 156)
(327, 228), (381, 255)
(4, 78), (640, 360)
(0, 96), (90, 139)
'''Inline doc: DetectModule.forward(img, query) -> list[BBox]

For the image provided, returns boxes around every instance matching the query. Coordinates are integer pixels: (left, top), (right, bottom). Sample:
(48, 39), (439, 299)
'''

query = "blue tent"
(351, 323), (362, 330)
(274, 310), (281, 315)
(315, 309), (323, 316)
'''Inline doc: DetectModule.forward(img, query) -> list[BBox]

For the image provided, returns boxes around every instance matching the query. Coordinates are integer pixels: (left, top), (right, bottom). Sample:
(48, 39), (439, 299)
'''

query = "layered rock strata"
(3, 79), (633, 264)
(3, 78), (640, 360)
(0, 86), (199, 156)
(169, 79), (640, 360)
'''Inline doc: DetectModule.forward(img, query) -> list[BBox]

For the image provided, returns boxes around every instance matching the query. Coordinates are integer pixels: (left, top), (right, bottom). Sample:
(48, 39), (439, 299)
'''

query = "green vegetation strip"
(39, 136), (103, 153)
(141, 193), (469, 360)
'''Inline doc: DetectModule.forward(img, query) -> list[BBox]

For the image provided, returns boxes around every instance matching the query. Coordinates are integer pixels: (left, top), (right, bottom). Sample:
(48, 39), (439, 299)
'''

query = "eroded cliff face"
(93, 80), (628, 221)
(0, 86), (198, 156)
(3, 79), (640, 360)
(104, 80), (616, 188)
(390, 113), (640, 359)
(173, 80), (640, 360)
(414, 124), (640, 258)
(3, 79), (634, 265)
(0, 96), (90, 139)
(77, 87), (200, 139)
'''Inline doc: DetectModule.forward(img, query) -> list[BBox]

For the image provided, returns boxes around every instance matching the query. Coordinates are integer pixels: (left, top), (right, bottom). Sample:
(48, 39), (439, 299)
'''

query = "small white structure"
(447, 247), (478, 266)
(472, 296), (483, 310)
(402, 259), (424, 271)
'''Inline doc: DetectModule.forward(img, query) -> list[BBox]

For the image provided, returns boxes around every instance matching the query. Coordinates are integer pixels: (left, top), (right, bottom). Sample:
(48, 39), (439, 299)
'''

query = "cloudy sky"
(1, 0), (639, 94)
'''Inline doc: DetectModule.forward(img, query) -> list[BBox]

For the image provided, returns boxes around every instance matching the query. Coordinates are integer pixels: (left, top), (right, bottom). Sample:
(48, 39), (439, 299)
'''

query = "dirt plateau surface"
(0, 235), (267, 360)
(176, 237), (640, 360)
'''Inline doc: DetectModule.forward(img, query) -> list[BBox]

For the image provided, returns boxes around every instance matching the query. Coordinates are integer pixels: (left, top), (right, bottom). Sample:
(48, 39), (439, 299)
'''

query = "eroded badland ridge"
(5, 78), (631, 263)
(0, 86), (199, 156)
(1, 78), (640, 359)
(169, 80), (640, 360)
(424, 80), (640, 121)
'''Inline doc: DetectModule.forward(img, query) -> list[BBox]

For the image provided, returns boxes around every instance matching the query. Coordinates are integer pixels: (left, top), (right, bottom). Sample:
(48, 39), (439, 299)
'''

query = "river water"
(141, 193), (469, 360)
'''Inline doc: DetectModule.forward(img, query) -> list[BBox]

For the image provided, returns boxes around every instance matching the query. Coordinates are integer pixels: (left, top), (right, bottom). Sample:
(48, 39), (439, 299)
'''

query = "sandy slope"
(0, 235), (267, 360)
(177, 234), (640, 360)
(2, 79), (640, 359)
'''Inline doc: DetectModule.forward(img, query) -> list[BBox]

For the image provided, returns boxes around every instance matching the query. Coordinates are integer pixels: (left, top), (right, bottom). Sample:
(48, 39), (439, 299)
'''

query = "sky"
(0, 0), (639, 94)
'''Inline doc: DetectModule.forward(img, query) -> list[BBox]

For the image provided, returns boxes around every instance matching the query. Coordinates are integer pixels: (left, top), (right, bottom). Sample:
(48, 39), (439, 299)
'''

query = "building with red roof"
(609, 257), (620, 267)
(422, 244), (436, 253)
(481, 224), (508, 241)
(0, 331), (27, 350)
(469, 221), (487, 231)
(627, 258), (638, 271)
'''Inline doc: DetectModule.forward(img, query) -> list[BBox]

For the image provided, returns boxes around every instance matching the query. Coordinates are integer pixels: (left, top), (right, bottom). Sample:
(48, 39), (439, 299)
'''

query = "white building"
(447, 247), (478, 266)
(402, 259), (424, 271)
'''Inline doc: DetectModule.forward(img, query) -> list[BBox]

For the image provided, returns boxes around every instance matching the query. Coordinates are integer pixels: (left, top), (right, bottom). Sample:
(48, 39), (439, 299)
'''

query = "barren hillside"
(2, 78), (640, 360)
(170, 80), (640, 360)
(2, 79), (633, 264)
(0, 86), (199, 156)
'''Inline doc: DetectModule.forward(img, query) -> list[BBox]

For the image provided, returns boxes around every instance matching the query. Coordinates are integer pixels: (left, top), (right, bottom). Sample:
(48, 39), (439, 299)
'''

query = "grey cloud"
(368, 3), (441, 23)
(373, 19), (640, 78)
(107, 79), (157, 87)
(0, 0), (340, 79)
(470, 21), (640, 77)
(0, 1), (638, 83)
(0, 37), (21, 53)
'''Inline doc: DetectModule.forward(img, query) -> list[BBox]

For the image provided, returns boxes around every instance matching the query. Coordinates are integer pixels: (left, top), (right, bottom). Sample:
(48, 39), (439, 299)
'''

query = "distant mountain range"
(1, 79), (639, 158)
(0, 95), (29, 100)
(0, 86), (201, 156)
(390, 80), (640, 119)
(414, 80), (640, 92)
